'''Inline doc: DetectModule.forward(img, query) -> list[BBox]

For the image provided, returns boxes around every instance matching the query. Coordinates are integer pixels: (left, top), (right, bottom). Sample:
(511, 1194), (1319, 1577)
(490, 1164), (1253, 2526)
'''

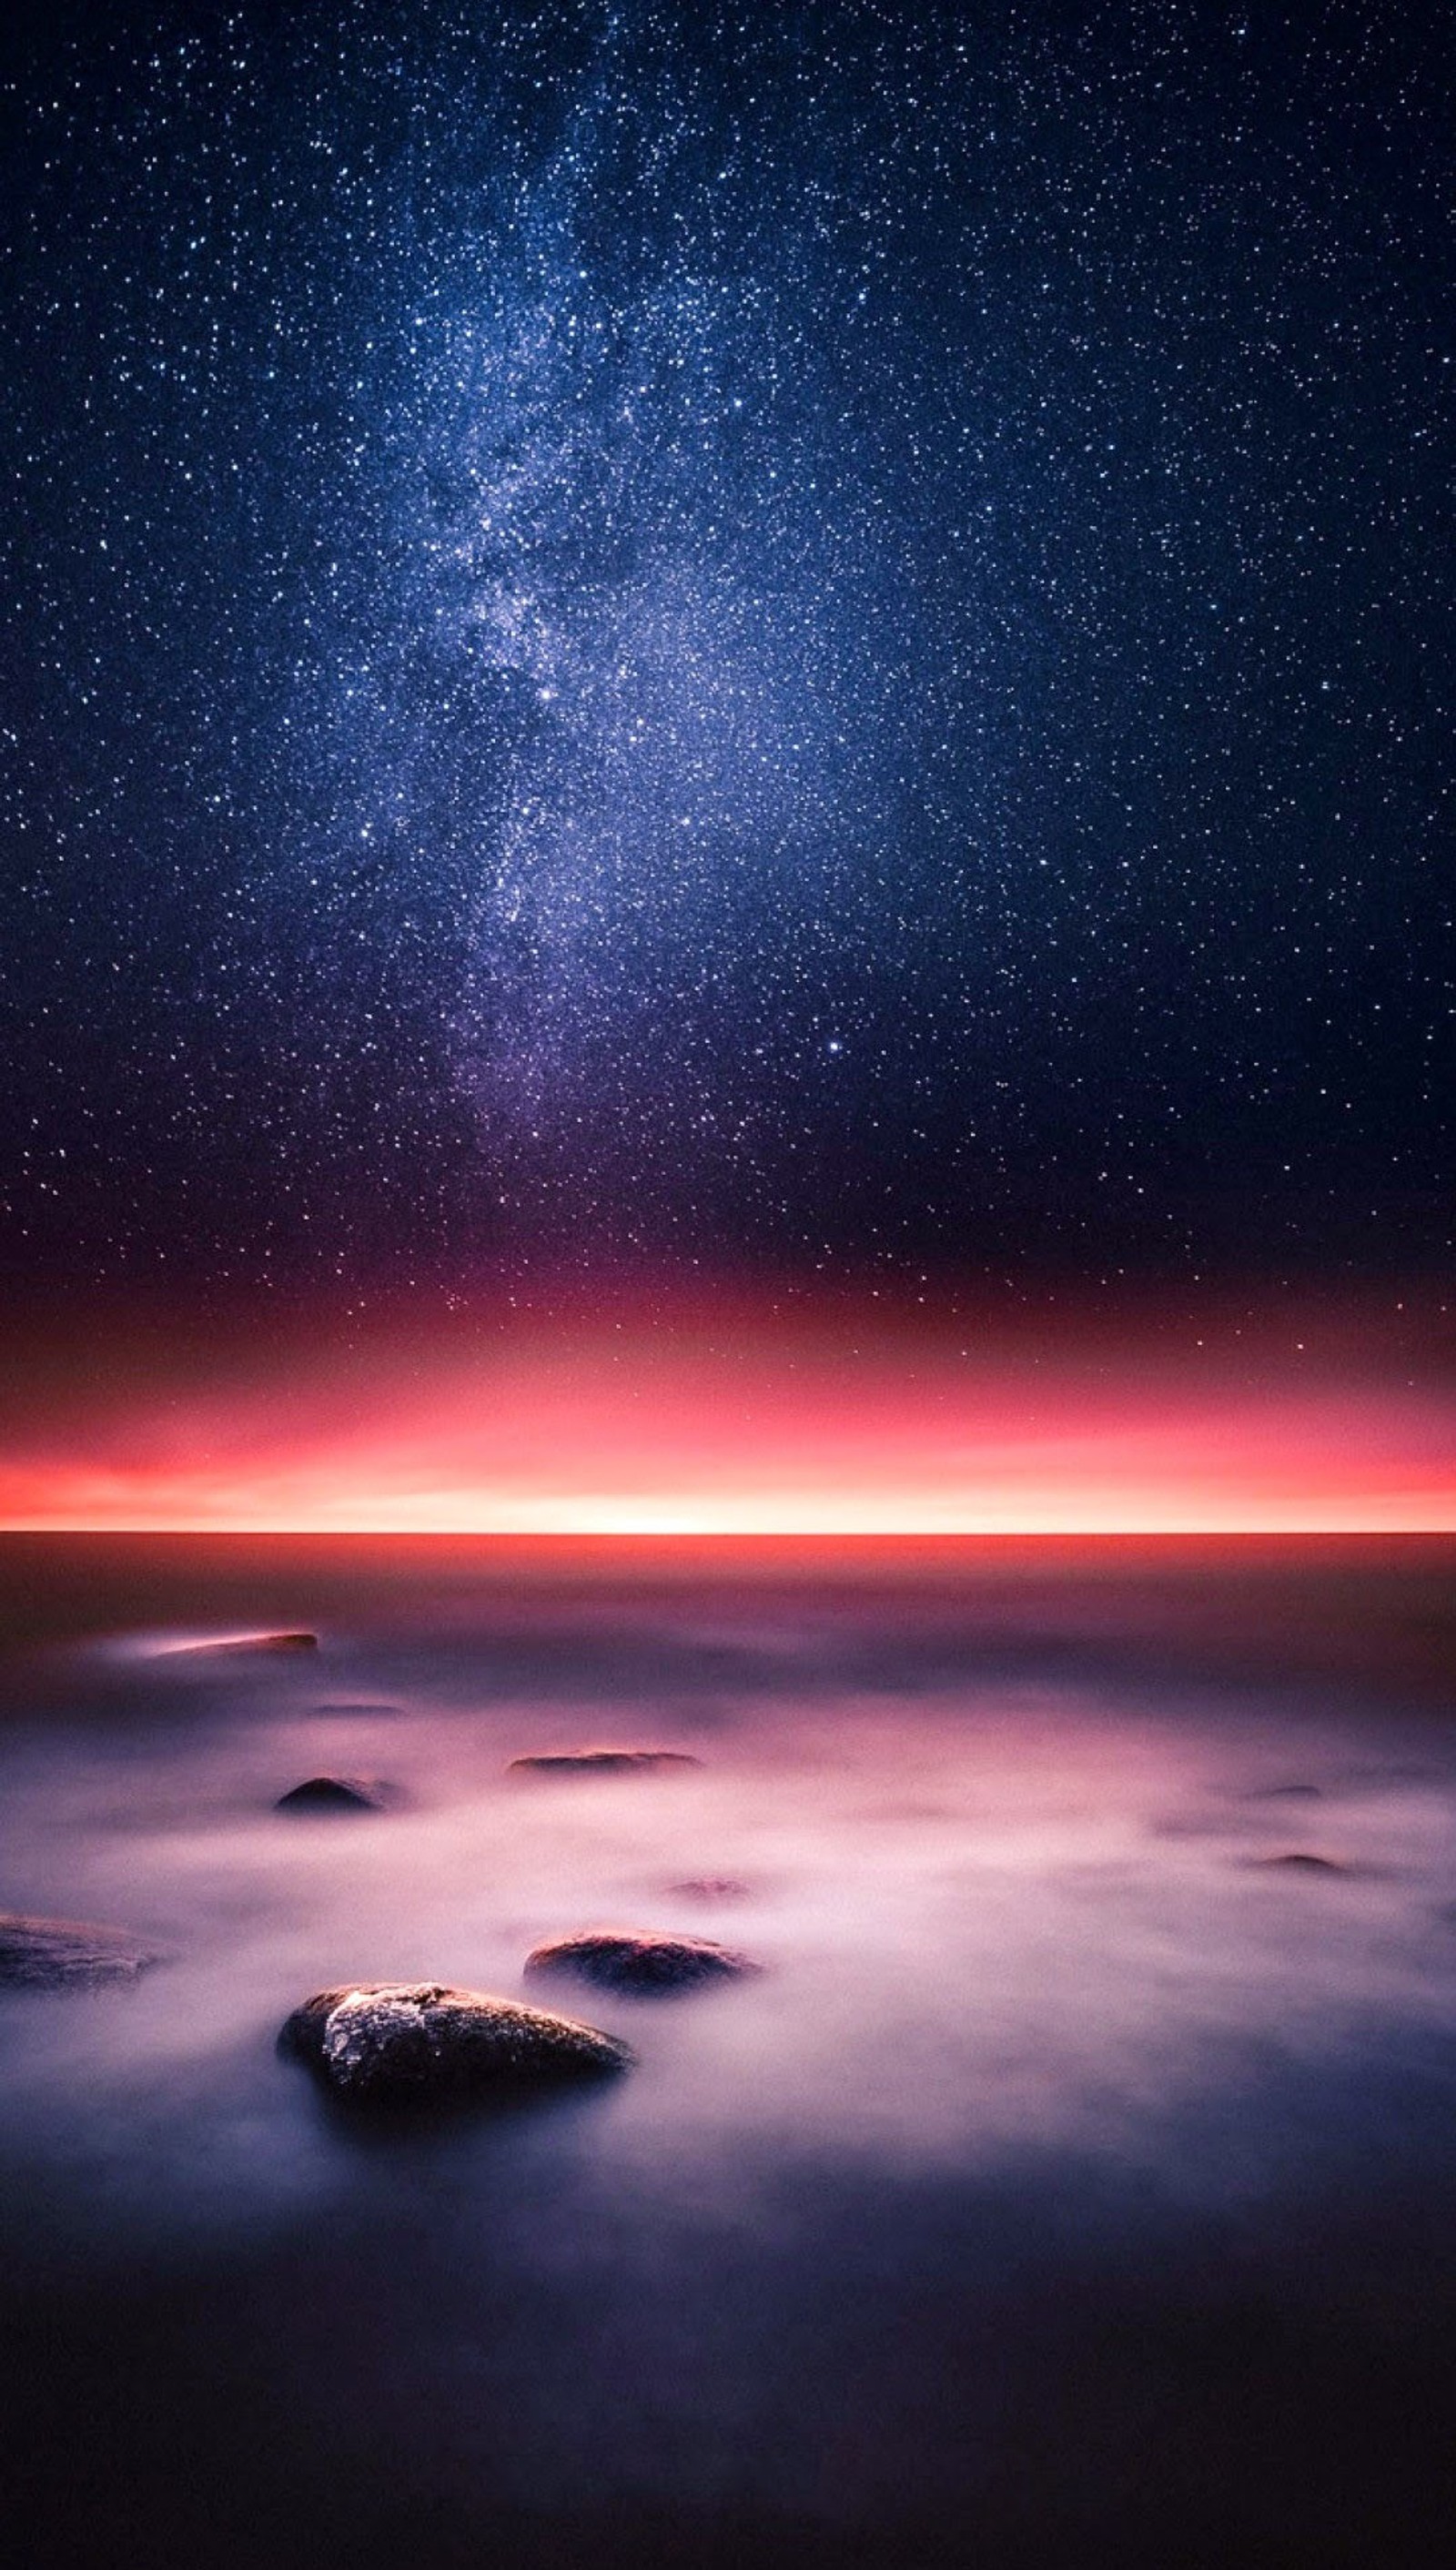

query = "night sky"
(1, 0), (1451, 1324)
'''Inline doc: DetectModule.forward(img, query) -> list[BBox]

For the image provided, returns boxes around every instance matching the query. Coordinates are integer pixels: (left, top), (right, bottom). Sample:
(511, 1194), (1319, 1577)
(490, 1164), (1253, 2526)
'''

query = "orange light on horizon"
(0, 1324), (1451, 1533)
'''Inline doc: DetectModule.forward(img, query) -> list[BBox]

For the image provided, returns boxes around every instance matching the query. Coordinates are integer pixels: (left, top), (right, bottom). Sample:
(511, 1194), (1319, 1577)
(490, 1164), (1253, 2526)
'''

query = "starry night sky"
(1, 0), (1450, 1319)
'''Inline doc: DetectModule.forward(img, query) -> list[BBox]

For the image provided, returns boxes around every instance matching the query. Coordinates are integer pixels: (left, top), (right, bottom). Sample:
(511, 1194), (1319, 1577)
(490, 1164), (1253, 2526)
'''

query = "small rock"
(0, 1911), (166, 1988)
(180, 1631), (318, 1656)
(279, 1982), (630, 2103)
(669, 1877), (751, 1901)
(525, 1929), (759, 1994)
(508, 1749), (702, 1776)
(275, 1776), (386, 1814)
(1257, 1852), (1349, 1874)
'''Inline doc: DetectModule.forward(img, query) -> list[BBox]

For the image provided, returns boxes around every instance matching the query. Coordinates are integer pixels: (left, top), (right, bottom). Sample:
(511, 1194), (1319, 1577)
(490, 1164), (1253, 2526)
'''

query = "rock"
(279, 1982), (630, 2103)
(275, 1776), (386, 1814)
(525, 1929), (759, 1995)
(669, 1877), (751, 1901)
(1257, 1852), (1349, 1874)
(0, 1911), (166, 1988)
(508, 1749), (702, 1776)
(179, 1631), (318, 1657)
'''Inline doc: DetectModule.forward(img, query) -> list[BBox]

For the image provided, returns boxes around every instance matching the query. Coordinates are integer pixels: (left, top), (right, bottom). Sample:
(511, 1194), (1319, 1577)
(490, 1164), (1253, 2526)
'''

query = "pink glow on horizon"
(1, 1323), (1451, 1532)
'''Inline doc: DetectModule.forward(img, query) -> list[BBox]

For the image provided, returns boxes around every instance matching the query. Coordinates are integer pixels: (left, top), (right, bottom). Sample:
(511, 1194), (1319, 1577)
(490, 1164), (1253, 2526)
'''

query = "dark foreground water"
(1, 1534), (1453, 2569)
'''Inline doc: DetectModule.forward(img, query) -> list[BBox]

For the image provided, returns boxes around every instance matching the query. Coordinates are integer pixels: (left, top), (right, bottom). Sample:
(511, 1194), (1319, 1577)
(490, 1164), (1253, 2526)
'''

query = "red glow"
(1, 1302), (1450, 1532)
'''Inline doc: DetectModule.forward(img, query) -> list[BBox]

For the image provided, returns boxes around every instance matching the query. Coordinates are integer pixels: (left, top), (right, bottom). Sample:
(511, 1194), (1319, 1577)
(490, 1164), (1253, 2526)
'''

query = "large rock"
(525, 1929), (758, 1994)
(278, 1982), (631, 2103)
(0, 1911), (166, 1988)
(508, 1749), (702, 1776)
(275, 1776), (385, 1814)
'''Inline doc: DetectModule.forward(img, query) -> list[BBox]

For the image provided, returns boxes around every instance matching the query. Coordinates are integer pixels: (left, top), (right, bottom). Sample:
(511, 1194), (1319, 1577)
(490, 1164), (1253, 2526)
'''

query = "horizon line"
(4, 1521), (1453, 1540)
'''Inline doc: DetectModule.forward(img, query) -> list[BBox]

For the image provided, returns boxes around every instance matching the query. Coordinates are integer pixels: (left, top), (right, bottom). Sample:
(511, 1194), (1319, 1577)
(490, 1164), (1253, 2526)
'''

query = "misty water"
(2, 1535), (1453, 2568)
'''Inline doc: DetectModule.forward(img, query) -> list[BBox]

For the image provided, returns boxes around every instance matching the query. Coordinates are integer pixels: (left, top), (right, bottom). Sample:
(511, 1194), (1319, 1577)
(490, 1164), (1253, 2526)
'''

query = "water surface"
(2, 1535), (1453, 2566)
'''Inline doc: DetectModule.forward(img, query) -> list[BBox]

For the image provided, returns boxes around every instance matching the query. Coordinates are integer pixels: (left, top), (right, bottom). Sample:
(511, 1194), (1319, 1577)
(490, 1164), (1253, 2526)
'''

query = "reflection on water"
(1, 1536), (1454, 2568)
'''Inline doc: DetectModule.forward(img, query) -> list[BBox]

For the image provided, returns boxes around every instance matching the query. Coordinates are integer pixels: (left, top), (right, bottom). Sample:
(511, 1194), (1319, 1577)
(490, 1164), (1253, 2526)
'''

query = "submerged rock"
(275, 1775), (386, 1814)
(1257, 1852), (1350, 1874)
(525, 1929), (759, 1994)
(508, 1749), (702, 1777)
(179, 1631), (318, 1657)
(0, 1911), (166, 1988)
(279, 1981), (631, 2103)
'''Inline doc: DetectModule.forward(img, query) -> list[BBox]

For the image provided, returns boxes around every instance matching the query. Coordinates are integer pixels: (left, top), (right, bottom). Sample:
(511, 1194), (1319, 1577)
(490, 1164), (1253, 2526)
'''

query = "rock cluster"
(14, 1699), (761, 2123)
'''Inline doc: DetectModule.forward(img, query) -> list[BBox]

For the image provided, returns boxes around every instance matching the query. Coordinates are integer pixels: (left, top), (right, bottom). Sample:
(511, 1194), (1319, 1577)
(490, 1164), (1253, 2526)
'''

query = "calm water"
(1, 1534), (1453, 2568)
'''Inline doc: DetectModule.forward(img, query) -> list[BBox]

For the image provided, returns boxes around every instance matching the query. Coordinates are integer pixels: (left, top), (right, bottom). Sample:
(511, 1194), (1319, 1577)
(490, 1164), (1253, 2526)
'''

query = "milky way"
(1, 1), (1449, 1303)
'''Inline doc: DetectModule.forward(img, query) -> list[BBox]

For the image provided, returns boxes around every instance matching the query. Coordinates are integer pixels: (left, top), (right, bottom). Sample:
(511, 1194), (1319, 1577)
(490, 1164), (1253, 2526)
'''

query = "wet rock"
(275, 1775), (386, 1814)
(279, 1982), (630, 2103)
(180, 1631), (318, 1657)
(508, 1749), (702, 1776)
(669, 1877), (751, 1901)
(0, 1911), (166, 1988)
(525, 1928), (759, 1995)
(1257, 1852), (1350, 1874)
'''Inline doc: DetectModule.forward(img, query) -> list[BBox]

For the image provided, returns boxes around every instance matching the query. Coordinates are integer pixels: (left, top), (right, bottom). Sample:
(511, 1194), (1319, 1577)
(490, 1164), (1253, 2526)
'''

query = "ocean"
(1, 1533), (1452, 2567)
